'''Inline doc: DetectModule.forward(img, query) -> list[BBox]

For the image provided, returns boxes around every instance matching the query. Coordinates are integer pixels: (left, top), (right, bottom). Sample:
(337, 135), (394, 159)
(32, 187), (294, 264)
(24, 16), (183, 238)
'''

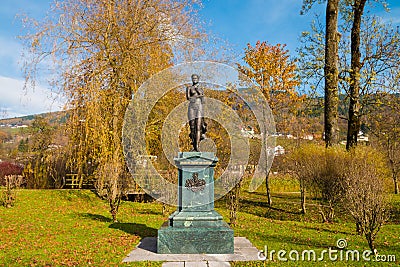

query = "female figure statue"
(186, 74), (207, 151)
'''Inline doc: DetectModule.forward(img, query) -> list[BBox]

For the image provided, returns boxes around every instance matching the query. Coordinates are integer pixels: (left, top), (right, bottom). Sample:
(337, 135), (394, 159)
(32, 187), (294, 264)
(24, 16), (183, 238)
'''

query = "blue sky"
(200, 0), (322, 59)
(1, 0), (399, 118)
(199, 0), (400, 60)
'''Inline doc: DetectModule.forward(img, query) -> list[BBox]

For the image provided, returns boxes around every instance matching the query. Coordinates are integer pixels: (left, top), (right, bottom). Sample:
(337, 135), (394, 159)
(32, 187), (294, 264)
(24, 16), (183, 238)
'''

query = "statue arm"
(186, 86), (190, 100)
(196, 87), (205, 103)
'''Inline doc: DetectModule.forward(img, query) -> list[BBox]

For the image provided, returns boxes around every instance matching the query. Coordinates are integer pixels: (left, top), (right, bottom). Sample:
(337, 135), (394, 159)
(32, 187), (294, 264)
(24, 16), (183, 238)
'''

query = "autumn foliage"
(238, 41), (304, 133)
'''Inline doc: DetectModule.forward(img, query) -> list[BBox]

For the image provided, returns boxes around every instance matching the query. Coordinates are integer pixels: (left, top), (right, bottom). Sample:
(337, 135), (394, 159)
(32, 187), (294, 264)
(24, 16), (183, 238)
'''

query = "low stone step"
(161, 261), (231, 267)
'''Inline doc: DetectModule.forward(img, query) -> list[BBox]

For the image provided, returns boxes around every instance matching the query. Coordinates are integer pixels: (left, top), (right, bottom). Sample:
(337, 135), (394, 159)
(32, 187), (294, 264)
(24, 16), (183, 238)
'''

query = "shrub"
(0, 161), (24, 186)
(340, 147), (389, 253)
(0, 160), (24, 207)
(287, 144), (389, 252)
(1, 175), (24, 208)
(286, 143), (326, 214)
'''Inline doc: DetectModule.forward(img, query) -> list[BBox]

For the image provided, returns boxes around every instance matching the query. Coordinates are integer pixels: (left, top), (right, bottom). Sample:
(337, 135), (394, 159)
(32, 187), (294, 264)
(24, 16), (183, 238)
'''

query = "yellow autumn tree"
(22, 0), (205, 221)
(238, 41), (303, 206)
(238, 41), (303, 134)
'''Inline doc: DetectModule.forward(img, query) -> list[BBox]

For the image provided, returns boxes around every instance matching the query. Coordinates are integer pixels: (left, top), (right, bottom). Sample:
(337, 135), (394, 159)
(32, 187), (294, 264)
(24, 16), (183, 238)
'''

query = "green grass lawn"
(0, 189), (399, 266)
(0, 190), (164, 266)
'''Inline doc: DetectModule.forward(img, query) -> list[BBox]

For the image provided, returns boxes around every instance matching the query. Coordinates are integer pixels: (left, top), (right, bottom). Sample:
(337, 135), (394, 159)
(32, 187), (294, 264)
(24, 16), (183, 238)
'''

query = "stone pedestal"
(157, 152), (234, 254)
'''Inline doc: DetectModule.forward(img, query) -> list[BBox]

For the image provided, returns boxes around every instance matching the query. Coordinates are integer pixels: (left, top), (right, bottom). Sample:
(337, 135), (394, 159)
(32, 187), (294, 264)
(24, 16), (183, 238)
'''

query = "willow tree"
(22, 0), (204, 221)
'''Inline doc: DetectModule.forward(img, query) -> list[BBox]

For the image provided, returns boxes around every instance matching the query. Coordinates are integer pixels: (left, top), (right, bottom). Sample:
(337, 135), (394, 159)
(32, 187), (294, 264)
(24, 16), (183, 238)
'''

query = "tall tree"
(301, 0), (341, 147)
(324, 0), (340, 146)
(299, 1), (398, 146)
(346, 0), (367, 149)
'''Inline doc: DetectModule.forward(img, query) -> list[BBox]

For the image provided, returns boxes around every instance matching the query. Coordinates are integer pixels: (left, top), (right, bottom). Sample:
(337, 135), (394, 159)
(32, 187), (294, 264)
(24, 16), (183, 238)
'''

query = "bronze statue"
(186, 74), (207, 151)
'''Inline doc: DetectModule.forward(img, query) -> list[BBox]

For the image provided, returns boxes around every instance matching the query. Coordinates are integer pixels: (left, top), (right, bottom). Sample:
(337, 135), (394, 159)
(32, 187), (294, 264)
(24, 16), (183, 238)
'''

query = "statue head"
(191, 74), (199, 84)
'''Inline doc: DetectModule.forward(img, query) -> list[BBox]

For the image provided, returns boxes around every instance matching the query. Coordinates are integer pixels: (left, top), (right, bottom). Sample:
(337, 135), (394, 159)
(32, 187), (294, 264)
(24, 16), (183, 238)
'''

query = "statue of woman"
(186, 74), (207, 151)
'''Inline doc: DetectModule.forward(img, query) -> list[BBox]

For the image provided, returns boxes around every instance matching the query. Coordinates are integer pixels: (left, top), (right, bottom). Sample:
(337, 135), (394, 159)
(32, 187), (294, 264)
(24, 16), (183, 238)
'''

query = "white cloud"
(0, 34), (65, 119)
(385, 6), (400, 24)
(0, 76), (65, 119)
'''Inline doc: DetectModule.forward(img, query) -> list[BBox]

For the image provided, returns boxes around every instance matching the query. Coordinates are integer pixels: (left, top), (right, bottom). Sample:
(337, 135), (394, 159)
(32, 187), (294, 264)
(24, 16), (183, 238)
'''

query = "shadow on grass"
(239, 198), (303, 221)
(299, 224), (353, 236)
(215, 195), (304, 222)
(79, 213), (157, 237)
(134, 209), (163, 216)
(57, 190), (97, 202)
(389, 205), (400, 223)
(109, 222), (157, 238)
(241, 199), (302, 215)
(249, 191), (300, 200)
(79, 213), (113, 222)
(250, 230), (334, 249)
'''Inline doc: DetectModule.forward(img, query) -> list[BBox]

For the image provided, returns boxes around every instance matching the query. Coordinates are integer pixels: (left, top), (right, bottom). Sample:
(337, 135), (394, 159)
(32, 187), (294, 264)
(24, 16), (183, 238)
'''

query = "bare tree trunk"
(228, 178), (243, 226)
(389, 158), (399, 194)
(108, 96), (125, 223)
(300, 179), (306, 214)
(318, 202), (335, 223)
(324, 0), (340, 147)
(265, 171), (272, 206)
(393, 173), (399, 195)
(110, 194), (122, 223)
(366, 233), (376, 253)
(346, 0), (367, 150)
(356, 221), (363, 235)
(318, 204), (328, 223)
(162, 203), (168, 216)
(301, 189), (306, 214)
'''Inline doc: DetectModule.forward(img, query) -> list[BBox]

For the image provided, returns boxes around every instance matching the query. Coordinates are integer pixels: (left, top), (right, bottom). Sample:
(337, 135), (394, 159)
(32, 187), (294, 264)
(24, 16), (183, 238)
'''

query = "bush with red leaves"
(0, 161), (24, 186)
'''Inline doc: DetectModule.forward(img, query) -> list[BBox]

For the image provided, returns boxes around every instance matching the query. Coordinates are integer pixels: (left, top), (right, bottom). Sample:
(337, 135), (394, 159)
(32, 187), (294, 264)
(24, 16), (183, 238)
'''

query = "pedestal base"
(168, 210), (223, 227)
(157, 152), (234, 254)
(157, 221), (234, 254)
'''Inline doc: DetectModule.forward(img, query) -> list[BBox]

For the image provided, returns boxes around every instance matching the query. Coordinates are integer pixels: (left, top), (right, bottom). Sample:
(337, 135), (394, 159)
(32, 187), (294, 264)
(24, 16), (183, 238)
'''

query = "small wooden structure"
(64, 174), (94, 189)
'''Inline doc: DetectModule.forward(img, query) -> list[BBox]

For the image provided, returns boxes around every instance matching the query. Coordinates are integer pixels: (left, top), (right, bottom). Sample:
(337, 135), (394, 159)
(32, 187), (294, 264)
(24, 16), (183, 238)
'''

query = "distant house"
(274, 145), (285, 156)
(135, 155), (157, 168)
(340, 131), (369, 145)
(241, 126), (255, 138)
(358, 131), (369, 142)
(6, 124), (28, 129)
(47, 144), (62, 150)
(301, 134), (314, 140)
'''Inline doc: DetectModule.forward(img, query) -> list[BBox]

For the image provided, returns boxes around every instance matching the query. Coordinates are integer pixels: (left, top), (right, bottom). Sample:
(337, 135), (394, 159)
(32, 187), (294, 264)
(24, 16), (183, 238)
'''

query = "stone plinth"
(157, 152), (234, 254)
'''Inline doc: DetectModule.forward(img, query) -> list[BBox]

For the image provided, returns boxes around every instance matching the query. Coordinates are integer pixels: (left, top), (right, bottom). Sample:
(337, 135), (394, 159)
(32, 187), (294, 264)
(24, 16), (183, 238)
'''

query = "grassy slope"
(228, 192), (400, 266)
(0, 190), (399, 266)
(0, 190), (164, 267)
